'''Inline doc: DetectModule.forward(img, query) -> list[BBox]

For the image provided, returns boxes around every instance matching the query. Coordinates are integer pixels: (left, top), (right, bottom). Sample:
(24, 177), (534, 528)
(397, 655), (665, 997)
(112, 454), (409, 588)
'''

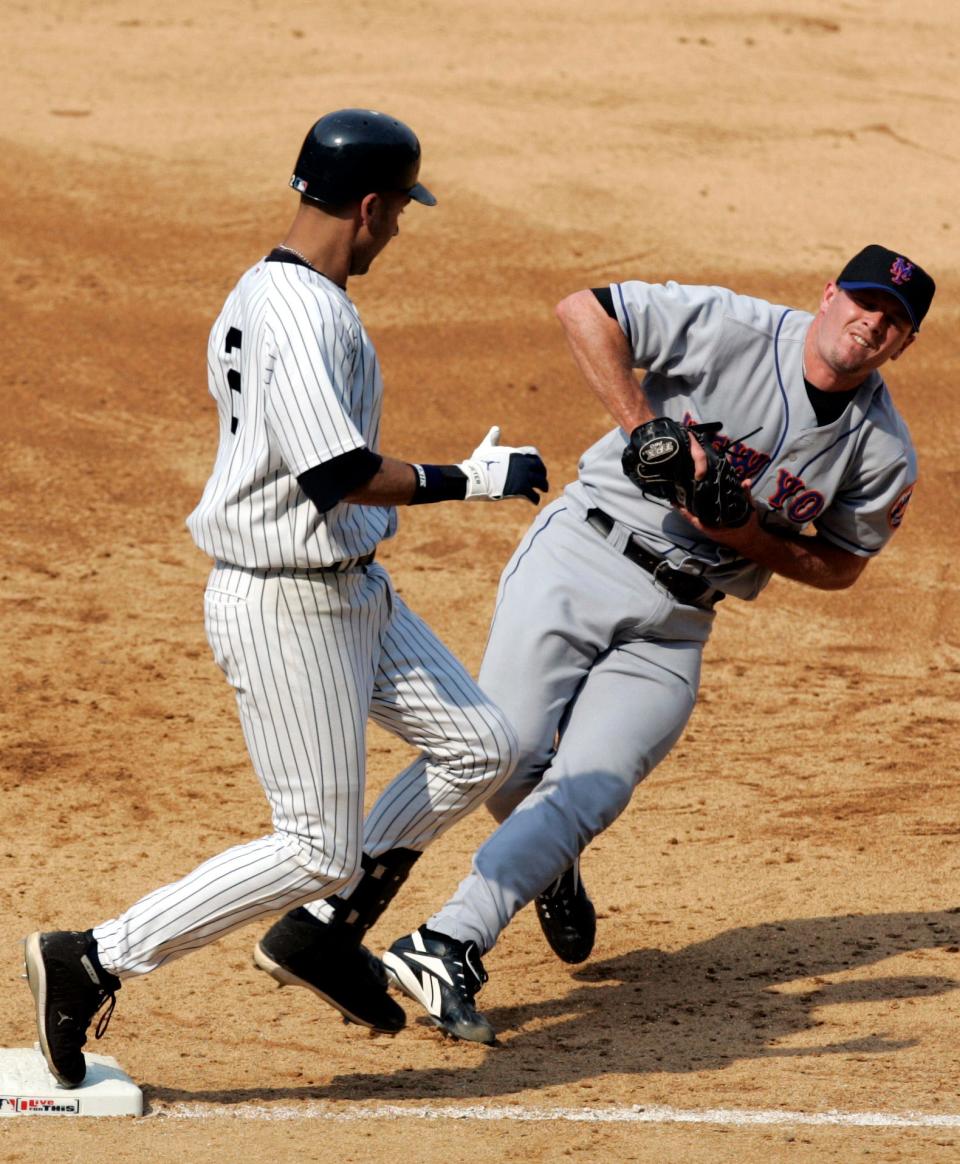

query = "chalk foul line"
(152, 1101), (960, 1128)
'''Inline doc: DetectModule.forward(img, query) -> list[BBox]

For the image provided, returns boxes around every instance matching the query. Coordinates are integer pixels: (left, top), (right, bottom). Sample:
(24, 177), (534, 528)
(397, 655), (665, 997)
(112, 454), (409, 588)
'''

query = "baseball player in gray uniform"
(24, 108), (547, 1087)
(379, 244), (935, 1044)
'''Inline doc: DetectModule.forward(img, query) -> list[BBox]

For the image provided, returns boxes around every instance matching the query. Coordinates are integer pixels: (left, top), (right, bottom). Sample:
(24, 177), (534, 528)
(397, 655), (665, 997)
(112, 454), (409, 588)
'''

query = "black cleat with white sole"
(382, 926), (496, 1045)
(24, 930), (121, 1088)
(254, 907), (405, 1034)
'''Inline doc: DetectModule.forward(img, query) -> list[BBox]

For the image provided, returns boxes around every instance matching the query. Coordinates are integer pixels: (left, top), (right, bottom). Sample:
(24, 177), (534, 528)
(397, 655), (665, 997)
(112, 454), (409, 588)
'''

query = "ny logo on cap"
(890, 257), (914, 285)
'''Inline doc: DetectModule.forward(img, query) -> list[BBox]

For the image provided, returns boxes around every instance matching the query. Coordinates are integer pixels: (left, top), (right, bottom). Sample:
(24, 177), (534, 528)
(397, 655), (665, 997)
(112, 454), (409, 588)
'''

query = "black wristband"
(409, 463), (468, 505)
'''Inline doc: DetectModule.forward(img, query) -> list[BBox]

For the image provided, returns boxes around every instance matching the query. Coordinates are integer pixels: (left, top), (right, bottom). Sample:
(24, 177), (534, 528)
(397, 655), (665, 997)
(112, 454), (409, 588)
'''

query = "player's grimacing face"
(815, 283), (915, 377)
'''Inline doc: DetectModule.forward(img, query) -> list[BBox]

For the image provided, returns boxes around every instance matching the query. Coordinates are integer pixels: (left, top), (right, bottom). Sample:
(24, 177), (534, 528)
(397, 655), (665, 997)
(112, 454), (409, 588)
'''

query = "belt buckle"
(652, 558), (702, 604)
(652, 559), (675, 587)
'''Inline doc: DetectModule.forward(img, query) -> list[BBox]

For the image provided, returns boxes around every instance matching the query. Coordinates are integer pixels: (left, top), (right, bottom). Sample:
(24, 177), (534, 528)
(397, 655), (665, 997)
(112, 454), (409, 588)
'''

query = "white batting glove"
(457, 426), (549, 504)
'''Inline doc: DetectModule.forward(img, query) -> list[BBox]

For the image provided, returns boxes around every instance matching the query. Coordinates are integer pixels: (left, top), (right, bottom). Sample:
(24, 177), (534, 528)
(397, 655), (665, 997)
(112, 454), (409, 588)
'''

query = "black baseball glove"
(621, 416), (752, 528)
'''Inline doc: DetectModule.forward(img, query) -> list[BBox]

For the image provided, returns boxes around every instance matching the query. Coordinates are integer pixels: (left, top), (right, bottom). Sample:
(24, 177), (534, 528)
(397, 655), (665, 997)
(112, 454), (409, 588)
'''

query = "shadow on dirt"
(146, 907), (960, 1108)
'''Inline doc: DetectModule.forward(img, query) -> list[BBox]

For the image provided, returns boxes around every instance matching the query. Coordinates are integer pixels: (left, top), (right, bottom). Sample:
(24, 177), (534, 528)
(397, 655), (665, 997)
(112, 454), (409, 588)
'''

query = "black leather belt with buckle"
(585, 508), (721, 607)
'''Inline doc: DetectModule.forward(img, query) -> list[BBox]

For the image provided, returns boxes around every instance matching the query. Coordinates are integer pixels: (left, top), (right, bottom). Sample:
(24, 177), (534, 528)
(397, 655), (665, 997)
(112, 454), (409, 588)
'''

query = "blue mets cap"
(837, 244), (935, 332)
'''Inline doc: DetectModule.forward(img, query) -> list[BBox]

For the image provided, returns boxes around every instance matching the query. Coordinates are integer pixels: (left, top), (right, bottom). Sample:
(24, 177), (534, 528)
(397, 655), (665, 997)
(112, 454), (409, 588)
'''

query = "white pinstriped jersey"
(186, 257), (397, 568)
(567, 281), (918, 600)
(91, 253), (519, 978)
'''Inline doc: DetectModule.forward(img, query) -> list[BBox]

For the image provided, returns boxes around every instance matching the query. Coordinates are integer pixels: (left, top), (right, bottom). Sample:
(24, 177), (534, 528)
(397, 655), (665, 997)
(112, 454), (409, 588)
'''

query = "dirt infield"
(2, 1), (959, 1160)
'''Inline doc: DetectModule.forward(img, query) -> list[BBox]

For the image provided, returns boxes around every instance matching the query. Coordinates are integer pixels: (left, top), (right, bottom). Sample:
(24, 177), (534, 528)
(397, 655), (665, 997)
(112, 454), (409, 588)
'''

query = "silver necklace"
(277, 243), (313, 266)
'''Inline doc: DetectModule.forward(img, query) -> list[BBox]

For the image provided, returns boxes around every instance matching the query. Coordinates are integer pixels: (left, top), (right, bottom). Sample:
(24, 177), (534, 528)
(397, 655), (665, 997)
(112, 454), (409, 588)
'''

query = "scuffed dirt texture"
(1, 1), (958, 1160)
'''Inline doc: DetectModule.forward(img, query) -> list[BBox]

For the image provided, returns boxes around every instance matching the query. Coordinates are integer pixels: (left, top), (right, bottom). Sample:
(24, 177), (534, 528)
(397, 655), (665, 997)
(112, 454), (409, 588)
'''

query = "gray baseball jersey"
(427, 280), (917, 954)
(570, 281), (917, 600)
(93, 256), (516, 975)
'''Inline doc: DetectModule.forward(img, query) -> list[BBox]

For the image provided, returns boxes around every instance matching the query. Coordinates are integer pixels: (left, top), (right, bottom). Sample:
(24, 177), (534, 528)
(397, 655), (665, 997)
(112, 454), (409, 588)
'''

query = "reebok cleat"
(382, 926), (496, 1045)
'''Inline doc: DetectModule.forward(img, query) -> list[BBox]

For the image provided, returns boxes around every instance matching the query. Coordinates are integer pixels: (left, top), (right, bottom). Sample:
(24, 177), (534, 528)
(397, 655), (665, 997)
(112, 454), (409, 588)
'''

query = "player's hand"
(458, 426), (549, 504)
(680, 479), (758, 547)
(689, 432), (708, 480)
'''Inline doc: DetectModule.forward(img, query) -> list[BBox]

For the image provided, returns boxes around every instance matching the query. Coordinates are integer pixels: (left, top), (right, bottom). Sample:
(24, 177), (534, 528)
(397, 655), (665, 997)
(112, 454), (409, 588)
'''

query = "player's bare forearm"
(683, 508), (867, 590)
(344, 456), (418, 505)
(746, 529), (867, 590)
(344, 436), (548, 508)
(555, 290), (655, 433)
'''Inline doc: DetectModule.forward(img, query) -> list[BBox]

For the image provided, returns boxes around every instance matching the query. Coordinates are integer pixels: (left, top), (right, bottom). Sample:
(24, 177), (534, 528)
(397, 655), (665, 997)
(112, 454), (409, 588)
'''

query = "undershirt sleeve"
(592, 286), (616, 318)
(297, 447), (383, 513)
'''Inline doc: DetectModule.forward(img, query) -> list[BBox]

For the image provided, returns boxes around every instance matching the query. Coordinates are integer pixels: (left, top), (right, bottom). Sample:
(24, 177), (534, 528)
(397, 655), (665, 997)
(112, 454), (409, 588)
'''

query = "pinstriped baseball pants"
(93, 560), (517, 976)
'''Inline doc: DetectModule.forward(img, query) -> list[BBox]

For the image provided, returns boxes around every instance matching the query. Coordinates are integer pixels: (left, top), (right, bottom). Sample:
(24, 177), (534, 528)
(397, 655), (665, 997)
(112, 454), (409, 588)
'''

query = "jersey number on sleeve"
(225, 326), (242, 434)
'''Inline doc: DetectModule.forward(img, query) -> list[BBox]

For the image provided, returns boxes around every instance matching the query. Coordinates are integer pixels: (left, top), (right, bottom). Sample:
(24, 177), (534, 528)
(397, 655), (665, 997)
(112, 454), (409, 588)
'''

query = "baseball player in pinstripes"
(379, 245), (936, 1044)
(24, 108), (547, 1088)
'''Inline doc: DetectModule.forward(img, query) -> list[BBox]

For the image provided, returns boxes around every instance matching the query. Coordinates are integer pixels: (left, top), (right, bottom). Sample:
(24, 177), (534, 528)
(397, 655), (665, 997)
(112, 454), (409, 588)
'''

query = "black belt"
(221, 554), (375, 578)
(281, 552), (375, 574)
(585, 509), (721, 607)
(327, 552), (375, 571)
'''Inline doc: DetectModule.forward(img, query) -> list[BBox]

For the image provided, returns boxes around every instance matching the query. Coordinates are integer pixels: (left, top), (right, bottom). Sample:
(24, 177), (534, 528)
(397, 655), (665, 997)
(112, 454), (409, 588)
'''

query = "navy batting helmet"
(290, 109), (436, 208)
